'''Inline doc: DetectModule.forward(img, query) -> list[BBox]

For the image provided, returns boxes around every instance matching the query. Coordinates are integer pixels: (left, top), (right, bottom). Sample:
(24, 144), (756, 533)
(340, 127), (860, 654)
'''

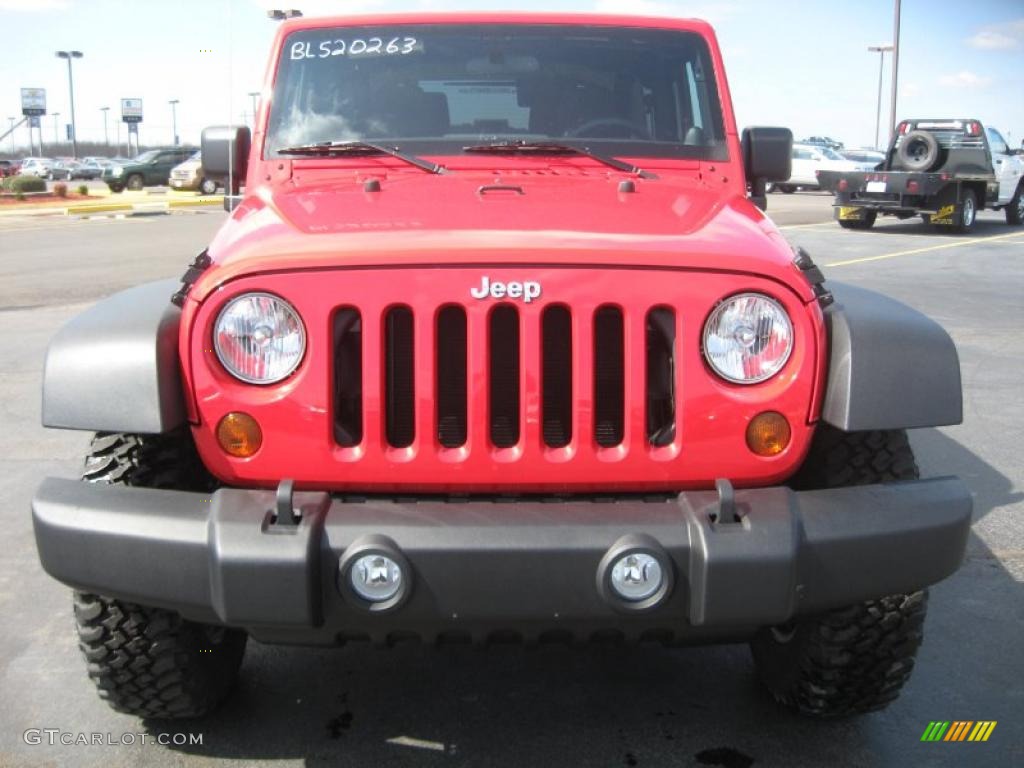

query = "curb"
(0, 196), (223, 218)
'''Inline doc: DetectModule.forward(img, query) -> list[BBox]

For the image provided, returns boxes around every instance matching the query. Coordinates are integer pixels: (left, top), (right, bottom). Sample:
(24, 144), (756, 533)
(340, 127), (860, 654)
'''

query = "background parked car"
(772, 143), (861, 192)
(102, 147), (194, 192)
(0, 159), (18, 177)
(49, 159), (88, 180)
(802, 135), (844, 150)
(18, 157), (55, 178)
(75, 157), (114, 180)
(840, 149), (886, 168)
(169, 151), (220, 194)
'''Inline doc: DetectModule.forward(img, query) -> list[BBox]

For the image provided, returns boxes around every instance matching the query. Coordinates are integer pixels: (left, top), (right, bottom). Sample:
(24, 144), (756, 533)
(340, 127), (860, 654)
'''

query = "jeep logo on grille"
(470, 276), (542, 303)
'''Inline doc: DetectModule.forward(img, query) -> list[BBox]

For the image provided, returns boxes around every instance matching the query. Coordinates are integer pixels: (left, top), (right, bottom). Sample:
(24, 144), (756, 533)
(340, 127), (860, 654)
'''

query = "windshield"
(266, 24), (727, 161)
(820, 147), (845, 161)
(133, 150), (160, 163)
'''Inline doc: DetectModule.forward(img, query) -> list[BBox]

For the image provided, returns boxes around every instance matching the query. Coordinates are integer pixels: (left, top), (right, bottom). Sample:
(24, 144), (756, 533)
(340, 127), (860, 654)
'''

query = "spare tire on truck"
(895, 131), (942, 172)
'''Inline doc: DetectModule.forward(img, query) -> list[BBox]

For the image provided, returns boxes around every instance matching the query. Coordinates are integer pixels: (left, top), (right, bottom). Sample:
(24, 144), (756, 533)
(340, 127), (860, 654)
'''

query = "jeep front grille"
(332, 303), (678, 453)
(436, 306), (467, 448)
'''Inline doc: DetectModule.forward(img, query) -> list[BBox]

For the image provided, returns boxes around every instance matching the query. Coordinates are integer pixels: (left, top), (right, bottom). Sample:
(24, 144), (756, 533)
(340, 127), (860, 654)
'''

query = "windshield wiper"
(463, 140), (656, 179)
(277, 140), (447, 174)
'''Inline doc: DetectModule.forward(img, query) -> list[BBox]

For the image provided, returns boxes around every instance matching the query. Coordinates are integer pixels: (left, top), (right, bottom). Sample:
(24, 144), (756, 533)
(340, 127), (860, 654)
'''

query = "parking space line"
(776, 221), (836, 230)
(826, 232), (1024, 267)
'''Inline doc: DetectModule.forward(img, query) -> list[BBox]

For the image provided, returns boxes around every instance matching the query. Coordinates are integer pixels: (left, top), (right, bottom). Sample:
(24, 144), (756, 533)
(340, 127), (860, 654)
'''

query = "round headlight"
(111, 166), (123, 177)
(214, 293), (305, 384)
(703, 293), (793, 384)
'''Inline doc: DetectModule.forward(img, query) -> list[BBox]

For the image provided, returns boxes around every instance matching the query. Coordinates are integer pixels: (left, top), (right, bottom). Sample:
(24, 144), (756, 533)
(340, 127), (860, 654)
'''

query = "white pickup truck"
(817, 119), (1024, 232)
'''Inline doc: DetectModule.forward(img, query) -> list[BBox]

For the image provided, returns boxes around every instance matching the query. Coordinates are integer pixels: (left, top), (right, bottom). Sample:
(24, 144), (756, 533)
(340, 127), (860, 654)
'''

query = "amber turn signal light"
(746, 411), (791, 456)
(217, 412), (262, 457)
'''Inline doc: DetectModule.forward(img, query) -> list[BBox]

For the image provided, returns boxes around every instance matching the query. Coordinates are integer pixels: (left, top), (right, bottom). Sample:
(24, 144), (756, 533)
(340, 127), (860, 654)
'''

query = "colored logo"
(921, 721), (996, 742)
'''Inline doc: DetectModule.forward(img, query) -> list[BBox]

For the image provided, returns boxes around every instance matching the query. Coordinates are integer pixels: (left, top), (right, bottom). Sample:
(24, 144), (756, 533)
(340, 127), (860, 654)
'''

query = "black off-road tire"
(751, 592), (928, 718)
(74, 593), (247, 719)
(895, 130), (941, 172)
(752, 425), (926, 717)
(1006, 183), (1024, 226)
(75, 431), (243, 718)
(83, 430), (216, 490)
(787, 426), (919, 489)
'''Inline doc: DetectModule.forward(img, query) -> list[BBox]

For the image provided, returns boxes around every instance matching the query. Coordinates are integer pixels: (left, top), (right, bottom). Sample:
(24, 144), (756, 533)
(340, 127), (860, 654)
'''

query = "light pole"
(169, 99), (179, 145)
(55, 50), (83, 158)
(888, 0), (902, 144)
(248, 91), (259, 127)
(868, 45), (893, 150)
(100, 106), (110, 148)
(7, 117), (15, 155)
(53, 112), (61, 146)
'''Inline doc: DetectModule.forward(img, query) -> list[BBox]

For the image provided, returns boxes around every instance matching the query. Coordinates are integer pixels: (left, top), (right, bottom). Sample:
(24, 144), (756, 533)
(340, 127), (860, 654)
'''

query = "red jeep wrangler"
(34, 13), (971, 720)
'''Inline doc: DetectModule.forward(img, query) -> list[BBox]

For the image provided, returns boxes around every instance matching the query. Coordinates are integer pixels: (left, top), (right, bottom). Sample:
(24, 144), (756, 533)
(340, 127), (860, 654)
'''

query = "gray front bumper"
(32, 476), (972, 644)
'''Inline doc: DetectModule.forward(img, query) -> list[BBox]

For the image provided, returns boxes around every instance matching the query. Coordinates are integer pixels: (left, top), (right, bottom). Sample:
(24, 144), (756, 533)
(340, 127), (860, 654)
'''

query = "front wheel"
(108, 184), (124, 193)
(752, 426), (926, 717)
(751, 592), (928, 718)
(75, 431), (241, 718)
(199, 177), (218, 195)
(75, 593), (247, 719)
(126, 174), (144, 191)
(1006, 183), (1024, 226)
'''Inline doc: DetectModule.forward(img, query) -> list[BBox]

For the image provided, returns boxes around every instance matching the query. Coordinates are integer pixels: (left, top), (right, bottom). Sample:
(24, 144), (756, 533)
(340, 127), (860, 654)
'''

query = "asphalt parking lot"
(1, 196), (1021, 768)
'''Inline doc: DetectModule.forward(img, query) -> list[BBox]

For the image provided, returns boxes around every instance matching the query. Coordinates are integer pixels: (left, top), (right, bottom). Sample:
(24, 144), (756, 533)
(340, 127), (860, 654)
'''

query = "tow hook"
(271, 478), (301, 528)
(711, 478), (743, 525)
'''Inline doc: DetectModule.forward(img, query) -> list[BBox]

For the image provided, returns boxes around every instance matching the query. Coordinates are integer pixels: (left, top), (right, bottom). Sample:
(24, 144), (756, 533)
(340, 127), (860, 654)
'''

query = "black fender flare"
(821, 282), (963, 431)
(42, 280), (185, 434)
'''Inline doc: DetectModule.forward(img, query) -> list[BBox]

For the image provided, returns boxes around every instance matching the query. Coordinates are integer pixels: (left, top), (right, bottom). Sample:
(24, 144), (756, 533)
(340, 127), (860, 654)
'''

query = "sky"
(1, 0), (1022, 156)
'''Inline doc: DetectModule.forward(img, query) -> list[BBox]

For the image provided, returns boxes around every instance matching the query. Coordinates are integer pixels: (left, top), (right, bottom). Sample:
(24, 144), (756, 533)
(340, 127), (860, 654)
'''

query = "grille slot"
(384, 306), (415, 448)
(332, 308), (363, 446)
(436, 306), (467, 448)
(593, 306), (624, 447)
(646, 307), (676, 446)
(542, 305), (573, 448)
(489, 305), (520, 448)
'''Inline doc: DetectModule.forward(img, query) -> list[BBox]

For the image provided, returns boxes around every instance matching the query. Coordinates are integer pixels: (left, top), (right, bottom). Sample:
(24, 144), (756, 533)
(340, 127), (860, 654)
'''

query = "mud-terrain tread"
(75, 430), (241, 718)
(788, 426), (919, 490)
(752, 592), (928, 717)
(74, 592), (246, 719)
(753, 425), (926, 717)
(83, 431), (215, 491)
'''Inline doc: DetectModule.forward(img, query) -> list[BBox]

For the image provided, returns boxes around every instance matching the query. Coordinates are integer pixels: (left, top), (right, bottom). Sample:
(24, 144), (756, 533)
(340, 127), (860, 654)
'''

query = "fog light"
(349, 554), (403, 602)
(609, 553), (663, 602)
(746, 411), (791, 456)
(216, 412), (262, 457)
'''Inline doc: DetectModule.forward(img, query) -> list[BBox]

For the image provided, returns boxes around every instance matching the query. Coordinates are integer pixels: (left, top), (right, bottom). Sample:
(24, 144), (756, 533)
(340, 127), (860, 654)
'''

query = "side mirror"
(201, 125), (251, 200)
(742, 127), (793, 210)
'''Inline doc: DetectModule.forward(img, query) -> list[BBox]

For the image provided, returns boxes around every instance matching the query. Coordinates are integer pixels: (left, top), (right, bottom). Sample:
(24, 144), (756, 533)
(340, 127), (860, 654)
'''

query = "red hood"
(195, 168), (809, 303)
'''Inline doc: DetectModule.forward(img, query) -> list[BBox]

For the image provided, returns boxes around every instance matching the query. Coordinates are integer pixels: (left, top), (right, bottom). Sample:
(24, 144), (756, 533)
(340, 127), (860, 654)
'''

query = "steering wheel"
(568, 118), (650, 139)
